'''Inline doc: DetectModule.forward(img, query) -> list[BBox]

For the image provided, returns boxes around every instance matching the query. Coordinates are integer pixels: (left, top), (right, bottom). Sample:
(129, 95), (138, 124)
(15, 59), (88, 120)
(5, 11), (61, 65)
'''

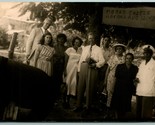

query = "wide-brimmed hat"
(142, 44), (155, 55)
(113, 43), (126, 51)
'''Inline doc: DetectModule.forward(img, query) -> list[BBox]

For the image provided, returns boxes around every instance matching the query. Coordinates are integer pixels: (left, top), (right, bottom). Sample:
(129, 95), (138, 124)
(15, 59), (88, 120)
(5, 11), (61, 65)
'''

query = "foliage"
(0, 27), (9, 49)
(11, 2), (103, 34)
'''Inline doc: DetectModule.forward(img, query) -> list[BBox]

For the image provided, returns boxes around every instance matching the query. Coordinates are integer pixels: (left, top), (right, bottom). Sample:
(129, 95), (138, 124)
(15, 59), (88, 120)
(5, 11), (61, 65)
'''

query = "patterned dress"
(35, 44), (55, 76)
(65, 47), (82, 96)
(106, 54), (125, 107)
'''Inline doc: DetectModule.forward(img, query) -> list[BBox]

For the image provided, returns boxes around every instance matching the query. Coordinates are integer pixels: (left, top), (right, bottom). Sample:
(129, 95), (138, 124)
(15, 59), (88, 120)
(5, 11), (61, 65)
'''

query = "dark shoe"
(62, 102), (70, 109)
(81, 108), (91, 116)
(73, 107), (83, 112)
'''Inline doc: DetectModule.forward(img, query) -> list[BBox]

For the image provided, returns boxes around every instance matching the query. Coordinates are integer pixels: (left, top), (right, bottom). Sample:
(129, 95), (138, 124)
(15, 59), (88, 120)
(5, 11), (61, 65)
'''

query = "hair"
(72, 37), (83, 46)
(56, 33), (67, 43)
(125, 53), (134, 60)
(40, 32), (53, 47)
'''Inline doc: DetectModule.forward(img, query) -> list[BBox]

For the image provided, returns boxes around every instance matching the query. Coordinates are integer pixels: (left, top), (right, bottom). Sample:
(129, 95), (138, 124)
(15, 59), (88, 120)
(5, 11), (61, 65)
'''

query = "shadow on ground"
(45, 96), (138, 122)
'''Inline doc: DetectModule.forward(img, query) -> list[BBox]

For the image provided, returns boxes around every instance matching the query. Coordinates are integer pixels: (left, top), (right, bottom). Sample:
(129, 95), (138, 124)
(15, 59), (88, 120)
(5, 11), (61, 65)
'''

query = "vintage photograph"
(0, 2), (155, 122)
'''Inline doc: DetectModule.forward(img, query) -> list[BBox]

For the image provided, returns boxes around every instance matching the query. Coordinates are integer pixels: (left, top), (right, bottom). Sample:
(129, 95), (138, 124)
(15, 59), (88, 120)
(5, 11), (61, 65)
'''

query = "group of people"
(24, 15), (155, 121)
(100, 35), (155, 121)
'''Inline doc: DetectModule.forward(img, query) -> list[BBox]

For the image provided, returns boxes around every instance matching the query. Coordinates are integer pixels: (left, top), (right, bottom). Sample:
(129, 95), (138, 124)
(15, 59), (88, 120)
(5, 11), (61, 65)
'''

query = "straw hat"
(113, 43), (126, 52)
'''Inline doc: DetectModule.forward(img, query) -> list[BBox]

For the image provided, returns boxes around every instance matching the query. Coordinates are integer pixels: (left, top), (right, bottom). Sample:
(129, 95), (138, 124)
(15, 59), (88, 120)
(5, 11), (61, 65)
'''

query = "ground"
(44, 96), (137, 122)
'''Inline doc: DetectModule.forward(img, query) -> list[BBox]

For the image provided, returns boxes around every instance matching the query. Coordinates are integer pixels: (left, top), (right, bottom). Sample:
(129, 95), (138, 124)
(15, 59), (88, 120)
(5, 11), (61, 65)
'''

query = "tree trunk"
(88, 4), (103, 46)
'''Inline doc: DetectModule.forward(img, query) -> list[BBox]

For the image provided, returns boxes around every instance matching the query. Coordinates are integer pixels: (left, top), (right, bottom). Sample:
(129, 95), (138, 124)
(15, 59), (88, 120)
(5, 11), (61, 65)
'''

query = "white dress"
(65, 47), (82, 96)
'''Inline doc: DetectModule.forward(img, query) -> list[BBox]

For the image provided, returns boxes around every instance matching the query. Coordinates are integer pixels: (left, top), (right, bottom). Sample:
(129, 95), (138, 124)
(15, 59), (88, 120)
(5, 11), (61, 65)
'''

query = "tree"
(12, 2), (104, 45)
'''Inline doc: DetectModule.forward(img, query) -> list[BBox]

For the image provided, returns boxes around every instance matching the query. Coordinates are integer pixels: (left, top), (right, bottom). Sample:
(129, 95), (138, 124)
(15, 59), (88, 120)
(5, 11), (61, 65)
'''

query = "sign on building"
(102, 7), (155, 29)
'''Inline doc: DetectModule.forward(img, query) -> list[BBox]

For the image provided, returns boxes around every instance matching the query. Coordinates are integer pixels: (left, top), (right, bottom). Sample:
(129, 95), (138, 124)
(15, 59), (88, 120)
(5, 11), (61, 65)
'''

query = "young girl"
(33, 32), (55, 77)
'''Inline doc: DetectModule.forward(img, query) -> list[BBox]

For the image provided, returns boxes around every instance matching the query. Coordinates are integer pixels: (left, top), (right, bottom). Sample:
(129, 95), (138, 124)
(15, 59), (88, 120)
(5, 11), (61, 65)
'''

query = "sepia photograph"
(0, 1), (155, 122)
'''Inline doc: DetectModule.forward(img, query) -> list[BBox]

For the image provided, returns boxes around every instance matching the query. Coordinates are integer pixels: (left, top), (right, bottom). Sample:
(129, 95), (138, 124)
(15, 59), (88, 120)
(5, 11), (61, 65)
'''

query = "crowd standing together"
(24, 15), (155, 121)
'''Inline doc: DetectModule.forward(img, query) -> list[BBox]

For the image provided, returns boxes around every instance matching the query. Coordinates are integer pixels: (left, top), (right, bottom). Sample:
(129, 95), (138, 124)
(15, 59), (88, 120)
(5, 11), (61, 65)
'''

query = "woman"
(111, 53), (138, 120)
(104, 43), (126, 109)
(63, 37), (83, 108)
(98, 35), (114, 93)
(33, 32), (55, 77)
(100, 35), (114, 63)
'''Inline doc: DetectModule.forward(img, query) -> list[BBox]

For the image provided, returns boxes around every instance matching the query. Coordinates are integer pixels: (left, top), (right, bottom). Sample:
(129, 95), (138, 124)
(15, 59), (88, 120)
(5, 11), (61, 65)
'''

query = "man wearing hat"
(135, 44), (155, 120)
(25, 16), (56, 65)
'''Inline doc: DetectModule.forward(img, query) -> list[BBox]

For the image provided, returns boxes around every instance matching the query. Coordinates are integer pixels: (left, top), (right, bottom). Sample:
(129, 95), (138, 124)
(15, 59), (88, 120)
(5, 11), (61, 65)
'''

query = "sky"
(0, 2), (31, 20)
(0, 2), (19, 17)
(0, 2), (17, 9)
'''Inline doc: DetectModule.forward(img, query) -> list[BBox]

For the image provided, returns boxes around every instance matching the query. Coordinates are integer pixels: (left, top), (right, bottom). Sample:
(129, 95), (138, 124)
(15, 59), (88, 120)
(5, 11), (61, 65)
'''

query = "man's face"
(88, 34), (95, 45)
(143, 52), (152, 61)
(43, 20), (52, 30)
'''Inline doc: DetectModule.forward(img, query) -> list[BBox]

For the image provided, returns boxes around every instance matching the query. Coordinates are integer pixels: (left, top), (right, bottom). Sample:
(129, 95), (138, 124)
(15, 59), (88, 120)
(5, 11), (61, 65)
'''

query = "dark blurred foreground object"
(0, 56), (56, 121)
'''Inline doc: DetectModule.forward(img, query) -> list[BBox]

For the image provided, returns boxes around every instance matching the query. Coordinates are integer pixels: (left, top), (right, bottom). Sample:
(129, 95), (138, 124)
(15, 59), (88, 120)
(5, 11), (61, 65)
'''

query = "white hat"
(113, 43), (126, 51)
(113, 43), (126, 48)
(142, 44), (155, 53)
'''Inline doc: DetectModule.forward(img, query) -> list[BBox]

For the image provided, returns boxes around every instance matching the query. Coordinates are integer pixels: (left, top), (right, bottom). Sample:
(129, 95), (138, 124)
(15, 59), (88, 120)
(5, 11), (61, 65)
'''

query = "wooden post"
(8, 32), (18, 59)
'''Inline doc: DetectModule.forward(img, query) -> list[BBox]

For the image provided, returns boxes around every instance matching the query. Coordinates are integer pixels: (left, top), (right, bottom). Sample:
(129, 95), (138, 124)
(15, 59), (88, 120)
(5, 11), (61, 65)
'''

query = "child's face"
(44, 35), (52, 45)
(57, 37), (65, 45)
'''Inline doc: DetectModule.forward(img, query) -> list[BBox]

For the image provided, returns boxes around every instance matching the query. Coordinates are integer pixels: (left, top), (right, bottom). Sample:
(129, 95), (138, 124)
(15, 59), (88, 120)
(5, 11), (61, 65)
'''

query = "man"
(135, 44), (155, 120)
(25, 16), (56, 65)
(74, 32), (105, 112)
